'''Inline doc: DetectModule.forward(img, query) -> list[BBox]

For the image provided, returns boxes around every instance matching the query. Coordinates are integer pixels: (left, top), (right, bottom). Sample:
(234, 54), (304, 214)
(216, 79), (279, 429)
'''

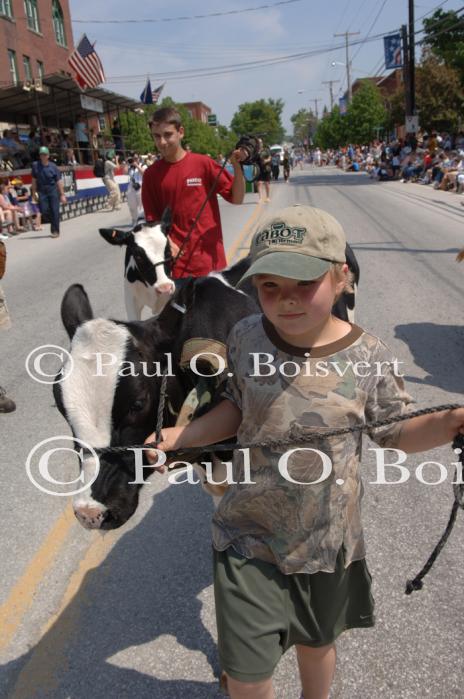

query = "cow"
(99, 208), (176, 321)
(54, 258), (257, 530)
(54, 247), (360, 531)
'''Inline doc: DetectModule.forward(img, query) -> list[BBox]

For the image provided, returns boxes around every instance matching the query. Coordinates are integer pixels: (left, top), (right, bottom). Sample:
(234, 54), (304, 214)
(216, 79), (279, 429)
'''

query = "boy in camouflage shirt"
(147, 205), (464, 699)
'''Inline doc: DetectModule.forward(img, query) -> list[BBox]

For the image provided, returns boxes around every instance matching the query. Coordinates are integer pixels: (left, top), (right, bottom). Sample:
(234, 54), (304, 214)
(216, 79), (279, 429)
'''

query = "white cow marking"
(62, 319), (130, 512)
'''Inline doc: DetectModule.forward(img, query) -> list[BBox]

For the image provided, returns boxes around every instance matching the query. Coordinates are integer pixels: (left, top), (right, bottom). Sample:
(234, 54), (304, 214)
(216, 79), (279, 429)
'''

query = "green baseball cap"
(39, 146), (49, 155)
(237, 205), (346, 287)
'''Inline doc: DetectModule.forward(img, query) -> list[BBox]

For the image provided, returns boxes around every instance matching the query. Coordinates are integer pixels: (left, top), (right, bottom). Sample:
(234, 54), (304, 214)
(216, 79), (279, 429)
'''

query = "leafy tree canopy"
(422, 9), (464, 82)
(230, 99), (285, 145)
(290, 108), (318, 145)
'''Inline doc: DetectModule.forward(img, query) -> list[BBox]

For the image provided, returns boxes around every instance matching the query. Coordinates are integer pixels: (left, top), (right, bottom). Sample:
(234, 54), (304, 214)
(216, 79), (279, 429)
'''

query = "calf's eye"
(130, 400), (145, 413)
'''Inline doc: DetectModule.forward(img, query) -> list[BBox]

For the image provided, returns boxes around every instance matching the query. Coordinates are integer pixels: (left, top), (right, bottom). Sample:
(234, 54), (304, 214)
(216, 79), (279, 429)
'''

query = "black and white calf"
(99, 208), (176, 321)
(54, 247), (360, 531)
(54, 259), (257, 530)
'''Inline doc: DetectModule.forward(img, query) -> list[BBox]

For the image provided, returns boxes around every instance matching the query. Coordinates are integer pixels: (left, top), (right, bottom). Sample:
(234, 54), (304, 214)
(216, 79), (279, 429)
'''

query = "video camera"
(234, 135), (261, 165)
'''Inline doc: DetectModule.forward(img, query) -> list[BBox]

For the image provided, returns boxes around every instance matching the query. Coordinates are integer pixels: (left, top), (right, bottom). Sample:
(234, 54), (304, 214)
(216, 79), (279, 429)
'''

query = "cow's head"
(54, 284), (185, 530)
(99, 207), (175, 296)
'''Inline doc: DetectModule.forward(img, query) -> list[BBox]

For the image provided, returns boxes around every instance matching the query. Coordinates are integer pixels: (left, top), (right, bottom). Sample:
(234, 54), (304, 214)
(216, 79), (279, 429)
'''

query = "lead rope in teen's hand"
(405, 433), (464, 594)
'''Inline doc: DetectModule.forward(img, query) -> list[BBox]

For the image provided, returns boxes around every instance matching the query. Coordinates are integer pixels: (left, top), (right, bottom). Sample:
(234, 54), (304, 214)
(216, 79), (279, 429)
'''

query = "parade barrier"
(3, 165), (128, 220)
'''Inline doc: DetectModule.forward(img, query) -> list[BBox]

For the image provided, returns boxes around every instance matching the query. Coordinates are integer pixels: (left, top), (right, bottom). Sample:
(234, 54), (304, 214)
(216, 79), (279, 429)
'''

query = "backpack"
(93, 159), (105, 178)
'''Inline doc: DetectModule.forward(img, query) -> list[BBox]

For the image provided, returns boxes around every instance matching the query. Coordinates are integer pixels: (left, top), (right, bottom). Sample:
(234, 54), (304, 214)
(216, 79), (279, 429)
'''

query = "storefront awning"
(0, 73), (142, 126)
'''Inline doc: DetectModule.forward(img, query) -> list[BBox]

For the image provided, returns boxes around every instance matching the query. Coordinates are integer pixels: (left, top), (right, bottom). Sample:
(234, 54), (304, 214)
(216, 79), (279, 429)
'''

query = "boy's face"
(150, 121), (184, 161)
(254, 270), (346, 341)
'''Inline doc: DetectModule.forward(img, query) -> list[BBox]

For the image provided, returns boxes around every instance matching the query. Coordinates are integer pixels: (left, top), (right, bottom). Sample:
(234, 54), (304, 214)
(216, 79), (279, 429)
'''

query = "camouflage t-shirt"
(212, 314), (413, 574)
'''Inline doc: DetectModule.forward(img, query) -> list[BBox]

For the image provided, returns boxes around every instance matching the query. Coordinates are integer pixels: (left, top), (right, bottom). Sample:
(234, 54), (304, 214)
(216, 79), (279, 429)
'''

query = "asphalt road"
(1, 166), (464, 699)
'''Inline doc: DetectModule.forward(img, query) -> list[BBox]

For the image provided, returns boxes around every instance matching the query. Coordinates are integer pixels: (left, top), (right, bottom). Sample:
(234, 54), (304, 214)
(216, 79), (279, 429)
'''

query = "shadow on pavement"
(1, 482), (224, 699)
(394, 322), (464, 394)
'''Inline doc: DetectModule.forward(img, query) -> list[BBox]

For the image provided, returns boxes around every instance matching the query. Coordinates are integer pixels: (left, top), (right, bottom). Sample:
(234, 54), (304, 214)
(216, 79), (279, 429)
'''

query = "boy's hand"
(442, 407), (464, 442)
(229, 148), (247, 166)
(144, 426), (185, 470)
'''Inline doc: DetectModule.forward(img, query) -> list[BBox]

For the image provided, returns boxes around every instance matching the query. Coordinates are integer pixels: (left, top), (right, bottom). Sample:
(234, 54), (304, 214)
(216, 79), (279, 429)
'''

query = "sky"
(68, 0), (463, 133)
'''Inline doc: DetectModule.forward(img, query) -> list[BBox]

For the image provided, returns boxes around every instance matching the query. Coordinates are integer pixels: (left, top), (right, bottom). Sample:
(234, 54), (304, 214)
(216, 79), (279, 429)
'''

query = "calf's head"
(54, 284), (183, 530)
(99, 207), (175, 296)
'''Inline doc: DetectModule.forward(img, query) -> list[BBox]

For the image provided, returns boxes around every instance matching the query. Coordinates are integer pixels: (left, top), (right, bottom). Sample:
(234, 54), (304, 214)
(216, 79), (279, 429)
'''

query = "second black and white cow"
(99, 208), (176, 320)
(54, 247), (360, 531)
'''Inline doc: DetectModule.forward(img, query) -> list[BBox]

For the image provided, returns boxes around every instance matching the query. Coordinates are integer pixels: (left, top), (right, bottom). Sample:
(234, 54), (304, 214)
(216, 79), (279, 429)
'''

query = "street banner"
(339, 97), (347, 115)
(384, 33), (403, 70)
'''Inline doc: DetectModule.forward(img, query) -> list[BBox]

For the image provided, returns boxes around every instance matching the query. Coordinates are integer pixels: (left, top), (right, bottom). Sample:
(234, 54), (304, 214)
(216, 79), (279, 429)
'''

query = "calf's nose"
(73, 506), (106, 530)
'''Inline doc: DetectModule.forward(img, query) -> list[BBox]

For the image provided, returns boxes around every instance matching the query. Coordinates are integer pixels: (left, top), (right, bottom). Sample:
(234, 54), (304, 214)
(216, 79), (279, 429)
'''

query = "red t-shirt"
(142, 152), (234, 278)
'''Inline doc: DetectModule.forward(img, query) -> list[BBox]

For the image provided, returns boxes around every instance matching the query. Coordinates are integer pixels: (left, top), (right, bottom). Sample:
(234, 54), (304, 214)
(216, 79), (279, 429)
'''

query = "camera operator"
(125, 153), (145, 225)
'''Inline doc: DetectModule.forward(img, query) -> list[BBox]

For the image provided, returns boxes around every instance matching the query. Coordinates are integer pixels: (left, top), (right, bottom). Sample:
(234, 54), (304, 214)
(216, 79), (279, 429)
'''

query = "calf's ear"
(99, 228), (134, 246)
(61, 284), (94, 339)
(160, 207), (172, 233)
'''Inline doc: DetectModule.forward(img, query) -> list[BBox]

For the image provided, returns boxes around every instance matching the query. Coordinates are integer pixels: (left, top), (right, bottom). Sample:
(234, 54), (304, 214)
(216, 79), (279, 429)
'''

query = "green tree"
(230, 99), (285, 144)
(314, 105), (347, 148)
(422, 9), (464, 82)
(415, 53), (464, 132)
(290, 108), (317, 145)
(119, 111), (153, 154)
(345, 81), (386, 144)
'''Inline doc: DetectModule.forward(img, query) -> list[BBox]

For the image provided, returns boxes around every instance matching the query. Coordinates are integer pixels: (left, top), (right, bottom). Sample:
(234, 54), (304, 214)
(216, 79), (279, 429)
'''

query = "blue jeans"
(38, 188), (60, 233)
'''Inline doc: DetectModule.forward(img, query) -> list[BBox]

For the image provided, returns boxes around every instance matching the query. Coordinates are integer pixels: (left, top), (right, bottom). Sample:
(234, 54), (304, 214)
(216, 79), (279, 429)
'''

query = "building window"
(23, 55), (32, 81)
(98, 115), (106, 131)
(24, 0), (40, 32)
(7, 49), (18, 84)
(52, 0), (66, 46)
(36, 60), (44, 78)
(0, 0), (13, 18)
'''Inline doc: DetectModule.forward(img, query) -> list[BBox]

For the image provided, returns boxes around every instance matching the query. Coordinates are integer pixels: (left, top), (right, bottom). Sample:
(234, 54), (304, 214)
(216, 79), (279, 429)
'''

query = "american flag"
(140, 79), (165, 105)
(68, 35), (105, 90)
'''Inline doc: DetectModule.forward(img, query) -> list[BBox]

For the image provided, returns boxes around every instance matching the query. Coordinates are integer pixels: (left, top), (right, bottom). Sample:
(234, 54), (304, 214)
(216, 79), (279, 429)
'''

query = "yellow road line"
(227, 199), (263, 264)
(10, 532), (114, 699)
(0, 502), (75, 652)
(1, 196), (263, 667)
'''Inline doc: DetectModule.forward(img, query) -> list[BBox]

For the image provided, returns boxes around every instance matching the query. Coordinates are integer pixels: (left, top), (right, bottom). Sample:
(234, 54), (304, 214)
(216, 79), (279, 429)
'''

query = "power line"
(350, 0), (388, 63)
(105, 32), (392, 83)
(73, 0), (302, 24)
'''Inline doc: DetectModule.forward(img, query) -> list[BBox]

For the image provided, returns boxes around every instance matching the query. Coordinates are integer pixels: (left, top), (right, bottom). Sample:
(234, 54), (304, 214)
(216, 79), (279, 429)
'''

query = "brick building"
(0, 0), (73, 87)
(181, 101), (212, 123)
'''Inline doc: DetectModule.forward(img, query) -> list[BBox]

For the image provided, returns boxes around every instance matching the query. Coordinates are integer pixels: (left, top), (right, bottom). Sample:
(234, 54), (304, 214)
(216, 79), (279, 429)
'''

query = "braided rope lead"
(155, 373), (168, 445)
(405, 433), (464, 594)
(92, 403), (463, 457)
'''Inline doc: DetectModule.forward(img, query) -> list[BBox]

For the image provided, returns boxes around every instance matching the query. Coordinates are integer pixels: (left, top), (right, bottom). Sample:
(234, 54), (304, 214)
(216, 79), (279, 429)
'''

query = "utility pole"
(334, 31), (360, 103)
(322, 80), (340, 110)
(311, 98), (321, 120)
(408, 0), (415, 115)
(401, 24), (411, 115)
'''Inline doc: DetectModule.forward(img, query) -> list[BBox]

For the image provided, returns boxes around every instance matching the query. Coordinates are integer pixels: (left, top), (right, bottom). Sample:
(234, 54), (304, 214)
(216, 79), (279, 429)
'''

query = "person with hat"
(144, 205), (464, 699)
(31, 147), (66, 238)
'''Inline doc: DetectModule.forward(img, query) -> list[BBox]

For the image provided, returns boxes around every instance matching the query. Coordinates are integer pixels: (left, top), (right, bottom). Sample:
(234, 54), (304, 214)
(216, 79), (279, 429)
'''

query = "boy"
(145, 205), (464, 699)
(142, 107), (246, 279)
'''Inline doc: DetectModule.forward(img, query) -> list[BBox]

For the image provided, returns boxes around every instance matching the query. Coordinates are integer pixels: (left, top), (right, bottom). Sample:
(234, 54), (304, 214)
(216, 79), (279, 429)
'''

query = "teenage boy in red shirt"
(142, 107), (246, 279)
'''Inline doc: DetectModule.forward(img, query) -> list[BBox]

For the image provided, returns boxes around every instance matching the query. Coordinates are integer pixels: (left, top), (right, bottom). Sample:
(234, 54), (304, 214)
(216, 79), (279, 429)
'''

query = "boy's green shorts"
(213, 546), (375, 683)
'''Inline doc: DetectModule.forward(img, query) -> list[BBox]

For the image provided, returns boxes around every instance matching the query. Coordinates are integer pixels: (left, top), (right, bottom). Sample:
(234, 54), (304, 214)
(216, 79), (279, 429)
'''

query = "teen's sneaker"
(50, 231), (60, 238)
(0, 233), (9, 240)
(0, 386), (16, 413)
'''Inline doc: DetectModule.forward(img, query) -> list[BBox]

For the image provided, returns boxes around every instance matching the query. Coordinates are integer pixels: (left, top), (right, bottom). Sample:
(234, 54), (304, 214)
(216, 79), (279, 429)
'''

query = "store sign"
(405, 115), (419, 133)
(80, 95), (104, 113)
